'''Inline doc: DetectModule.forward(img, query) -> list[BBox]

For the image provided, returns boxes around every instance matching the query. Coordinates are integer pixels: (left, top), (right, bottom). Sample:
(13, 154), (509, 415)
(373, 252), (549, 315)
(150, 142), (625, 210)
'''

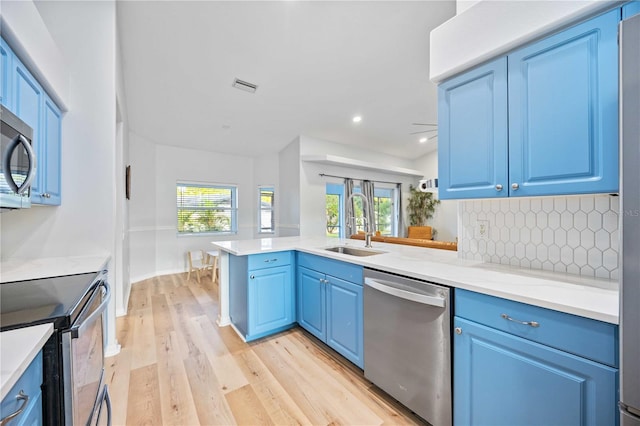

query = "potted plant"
(407, 184), (440, 228)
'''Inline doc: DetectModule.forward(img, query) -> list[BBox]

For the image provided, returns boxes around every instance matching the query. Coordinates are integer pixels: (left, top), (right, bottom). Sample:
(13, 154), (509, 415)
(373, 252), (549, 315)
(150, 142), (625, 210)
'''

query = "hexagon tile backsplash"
(458, 194), (619, 279)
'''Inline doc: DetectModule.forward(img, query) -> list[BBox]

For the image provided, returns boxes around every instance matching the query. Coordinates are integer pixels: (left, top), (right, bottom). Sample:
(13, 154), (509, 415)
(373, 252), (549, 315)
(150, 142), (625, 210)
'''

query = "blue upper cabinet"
(0, 38), (12, 108)
(3, 38), (63, 205)
(438, 57), (508, 200)
(623, 1), (640, 18)
(33, 95), (62, 205)
(438, 8), (620, 199)
(508, 8), (620, 197)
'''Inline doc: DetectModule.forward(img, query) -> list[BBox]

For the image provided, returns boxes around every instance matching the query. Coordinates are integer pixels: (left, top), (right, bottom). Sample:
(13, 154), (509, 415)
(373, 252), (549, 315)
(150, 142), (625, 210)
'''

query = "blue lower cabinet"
(454, 288), (619, 426)
(229, 251), (295, 342)
(0, 352), (43, 426)
(297, 253), (364, 369)
(248, 265), (294, 337)
(298, 266), (326, 341)
(326, 276), (363, 367)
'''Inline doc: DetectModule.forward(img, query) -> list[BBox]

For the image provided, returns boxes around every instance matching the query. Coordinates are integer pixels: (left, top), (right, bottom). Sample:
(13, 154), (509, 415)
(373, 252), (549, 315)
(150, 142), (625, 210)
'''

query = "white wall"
(2, 0), (118, 350)
(115, 21), (131, 317)
(128, 133), (256, 283)
(296, 135), (424, 238)
(278, 137), (301, 237)
(457, 0), (481, 15)
(412, 151), (458, 242)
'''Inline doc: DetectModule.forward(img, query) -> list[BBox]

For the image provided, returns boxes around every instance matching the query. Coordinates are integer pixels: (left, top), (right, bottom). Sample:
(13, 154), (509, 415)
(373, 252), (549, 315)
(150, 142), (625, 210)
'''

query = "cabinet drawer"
(1, 352), (43, 424)
(455, 289), (618, 367)
(248, 251), (293, 270)
(297, 252), (363, 285)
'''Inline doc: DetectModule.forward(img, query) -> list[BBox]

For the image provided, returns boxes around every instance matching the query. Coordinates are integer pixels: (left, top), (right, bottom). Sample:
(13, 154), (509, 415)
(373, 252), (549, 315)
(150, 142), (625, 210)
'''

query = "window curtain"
(361, 180), (376, 234)
(344, 178), (355, 236)
(396, 183), (405, 237)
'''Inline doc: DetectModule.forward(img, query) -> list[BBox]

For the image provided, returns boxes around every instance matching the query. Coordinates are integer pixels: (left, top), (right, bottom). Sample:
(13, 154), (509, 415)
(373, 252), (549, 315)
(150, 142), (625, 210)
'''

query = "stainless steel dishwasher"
(363, 268), (452, 426)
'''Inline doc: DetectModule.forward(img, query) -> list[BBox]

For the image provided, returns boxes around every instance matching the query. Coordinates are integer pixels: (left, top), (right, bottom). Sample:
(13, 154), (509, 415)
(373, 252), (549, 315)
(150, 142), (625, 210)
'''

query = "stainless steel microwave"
(1, 105), (36, 210)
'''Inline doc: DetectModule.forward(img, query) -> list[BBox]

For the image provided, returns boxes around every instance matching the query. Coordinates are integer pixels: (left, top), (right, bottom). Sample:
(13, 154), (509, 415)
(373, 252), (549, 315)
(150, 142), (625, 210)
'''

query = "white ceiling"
(117, 1), (456, 159)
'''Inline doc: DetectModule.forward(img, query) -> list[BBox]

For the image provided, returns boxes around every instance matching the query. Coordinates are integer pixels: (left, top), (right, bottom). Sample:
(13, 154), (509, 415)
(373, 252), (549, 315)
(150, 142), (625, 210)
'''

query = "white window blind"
(177, 182), (237, 234)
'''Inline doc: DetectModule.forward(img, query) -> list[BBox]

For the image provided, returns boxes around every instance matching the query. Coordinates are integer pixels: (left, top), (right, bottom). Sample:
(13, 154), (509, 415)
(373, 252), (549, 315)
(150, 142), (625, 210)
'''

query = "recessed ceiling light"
(352, 116), (362, 123)
(419, 137), (427, 143)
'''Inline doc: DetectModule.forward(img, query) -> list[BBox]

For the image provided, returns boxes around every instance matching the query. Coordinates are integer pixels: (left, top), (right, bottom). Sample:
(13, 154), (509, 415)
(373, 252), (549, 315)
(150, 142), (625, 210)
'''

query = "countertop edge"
(0, 323), (53, 400)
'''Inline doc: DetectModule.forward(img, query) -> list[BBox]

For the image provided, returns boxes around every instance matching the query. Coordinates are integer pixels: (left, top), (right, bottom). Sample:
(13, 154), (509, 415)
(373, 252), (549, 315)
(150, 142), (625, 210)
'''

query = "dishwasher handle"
(364, 277), (446, 308)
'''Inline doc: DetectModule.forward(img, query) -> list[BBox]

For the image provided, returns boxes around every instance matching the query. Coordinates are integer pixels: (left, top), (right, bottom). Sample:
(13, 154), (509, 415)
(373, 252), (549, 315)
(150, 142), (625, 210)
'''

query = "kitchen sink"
(324, 246), (386, 257)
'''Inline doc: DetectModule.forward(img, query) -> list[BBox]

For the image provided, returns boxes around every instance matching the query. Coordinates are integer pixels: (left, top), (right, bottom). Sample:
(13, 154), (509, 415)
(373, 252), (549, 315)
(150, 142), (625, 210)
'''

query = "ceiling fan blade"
(411, 123), (437, 126)
(409, 129), (438, 135)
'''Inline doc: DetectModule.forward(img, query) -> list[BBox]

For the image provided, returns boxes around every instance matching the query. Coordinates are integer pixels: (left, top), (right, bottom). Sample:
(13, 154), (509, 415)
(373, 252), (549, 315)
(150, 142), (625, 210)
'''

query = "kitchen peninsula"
(212, 236), (618, 326)
(213, 235), (620, 425)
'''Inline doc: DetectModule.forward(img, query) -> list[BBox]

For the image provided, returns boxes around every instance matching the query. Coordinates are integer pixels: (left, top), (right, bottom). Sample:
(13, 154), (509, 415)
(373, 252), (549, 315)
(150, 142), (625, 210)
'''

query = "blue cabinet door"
(454, 317), (618, 426)
(248, 264), (294, 339)
(38, 96), (62, 205)
(13, 57), (42, 143)
(0, 38), (13, 108)
(297, 266), (326, 342)
(1, 352), (43, 426)
(438, 57), (509, 200)
(508, 9), (620, 197)
(326, 276), (363, 369)
(623, 1), (640, 19)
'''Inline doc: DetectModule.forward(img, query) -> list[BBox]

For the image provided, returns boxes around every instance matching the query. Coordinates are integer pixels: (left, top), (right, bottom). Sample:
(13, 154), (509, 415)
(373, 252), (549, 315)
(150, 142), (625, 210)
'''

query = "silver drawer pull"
(0, 390), (29, 425)
(501, 313), (539, 328)
(264, 258), (278, 263)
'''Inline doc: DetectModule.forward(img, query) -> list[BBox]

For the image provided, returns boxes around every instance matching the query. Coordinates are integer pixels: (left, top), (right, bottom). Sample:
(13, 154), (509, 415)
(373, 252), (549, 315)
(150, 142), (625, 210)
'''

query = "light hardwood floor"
(105, 273), (426, 426)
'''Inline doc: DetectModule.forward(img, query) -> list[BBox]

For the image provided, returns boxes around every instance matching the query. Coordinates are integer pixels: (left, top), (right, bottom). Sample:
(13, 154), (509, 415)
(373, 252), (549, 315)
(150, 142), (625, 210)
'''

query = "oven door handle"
(364, 277), (446, 308)
(69, 281), (111, 338)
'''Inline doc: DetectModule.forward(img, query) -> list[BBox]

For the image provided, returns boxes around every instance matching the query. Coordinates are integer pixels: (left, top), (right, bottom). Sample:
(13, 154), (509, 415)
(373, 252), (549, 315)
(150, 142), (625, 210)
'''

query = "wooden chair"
(407, 226), (433, 240)
(187, 250), (208, 283)
(205, 250), (219, 284)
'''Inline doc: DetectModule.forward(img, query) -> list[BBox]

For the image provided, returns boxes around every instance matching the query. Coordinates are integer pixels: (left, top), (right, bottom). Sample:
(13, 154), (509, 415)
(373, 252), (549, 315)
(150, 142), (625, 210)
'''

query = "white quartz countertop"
(212, 236), (619, 324)
(0, 323), (53, 400)
(0, 254), (110, 283)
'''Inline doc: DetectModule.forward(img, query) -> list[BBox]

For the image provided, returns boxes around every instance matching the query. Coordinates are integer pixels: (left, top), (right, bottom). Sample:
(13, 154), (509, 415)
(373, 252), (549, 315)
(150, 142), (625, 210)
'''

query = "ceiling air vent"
(232, 78), (258, 93)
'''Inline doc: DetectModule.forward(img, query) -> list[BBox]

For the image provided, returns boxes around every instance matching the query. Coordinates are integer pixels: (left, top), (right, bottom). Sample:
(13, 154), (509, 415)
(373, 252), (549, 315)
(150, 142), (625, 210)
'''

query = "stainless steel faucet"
(347, 193), (373, 248)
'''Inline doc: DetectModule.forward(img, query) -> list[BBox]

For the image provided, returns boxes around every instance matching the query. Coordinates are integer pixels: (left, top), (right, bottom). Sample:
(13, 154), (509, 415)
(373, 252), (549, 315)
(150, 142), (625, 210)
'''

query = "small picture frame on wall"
(125, 165), (131, 200)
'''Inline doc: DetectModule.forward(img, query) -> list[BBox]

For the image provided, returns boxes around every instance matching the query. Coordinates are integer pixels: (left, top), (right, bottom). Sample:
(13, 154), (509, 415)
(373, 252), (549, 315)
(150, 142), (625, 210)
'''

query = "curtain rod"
(318, 173), (402, 186)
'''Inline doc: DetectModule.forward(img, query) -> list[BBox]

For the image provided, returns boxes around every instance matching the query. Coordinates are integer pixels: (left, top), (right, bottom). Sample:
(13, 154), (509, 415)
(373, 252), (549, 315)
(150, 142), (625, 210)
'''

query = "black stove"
(0, 270), (108, 425)
(0, 272), (100, 332)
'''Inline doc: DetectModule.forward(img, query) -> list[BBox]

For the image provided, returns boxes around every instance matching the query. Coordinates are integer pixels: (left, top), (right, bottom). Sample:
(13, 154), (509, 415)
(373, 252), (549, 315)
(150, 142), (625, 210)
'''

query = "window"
(326, 183), (344, 238)
(325, 183), (398, 237)
(177, 182), (237, 234)
(373, 188), (394, 236)
(258, 186), (275, 233)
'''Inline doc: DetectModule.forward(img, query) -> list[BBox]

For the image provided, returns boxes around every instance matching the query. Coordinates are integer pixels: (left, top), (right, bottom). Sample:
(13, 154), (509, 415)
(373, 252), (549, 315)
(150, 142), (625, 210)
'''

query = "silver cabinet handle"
(455, 327), (462, 335)
(42, 193), (51, 198)
(264, 258), (278, 263)
(495, 184), (503, 191)
(250, 274), (255, 279)
(511, 183), (520, 190)
(364, 277), (446, 308)
(501, 313), (539, 328)
(0, 390), (29, 425)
